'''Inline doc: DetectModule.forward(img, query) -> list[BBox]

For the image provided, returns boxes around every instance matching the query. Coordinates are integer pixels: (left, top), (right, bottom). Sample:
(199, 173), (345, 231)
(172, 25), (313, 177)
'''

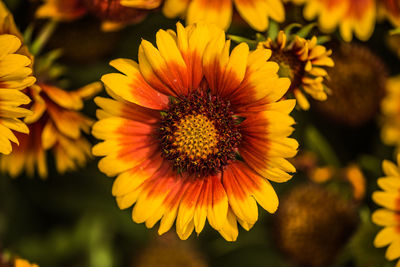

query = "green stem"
(304, 125), (341, 167)
(30, 20), (58, 56)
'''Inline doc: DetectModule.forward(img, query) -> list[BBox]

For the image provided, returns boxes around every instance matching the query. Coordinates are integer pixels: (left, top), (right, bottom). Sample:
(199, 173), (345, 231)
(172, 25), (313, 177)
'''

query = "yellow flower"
(36, 0), (162, 31)
(0, 254), (39, 267)
(381, 76), (400, 148)
(14, 258), (39, 267)
(0, 2), (36, 155)
(292, 0), (376, 41)
(0, 82), (101, 178)
(36, 0), (87, 21)
(161, 0), (285, 31)
(344, 164), (366, 201)
(0, 35), (35, 155)
(93, 22), (298, 241)
(372, 154), (400, 267)
(0, 0), (102, 178)
(259, 30), (333, 110)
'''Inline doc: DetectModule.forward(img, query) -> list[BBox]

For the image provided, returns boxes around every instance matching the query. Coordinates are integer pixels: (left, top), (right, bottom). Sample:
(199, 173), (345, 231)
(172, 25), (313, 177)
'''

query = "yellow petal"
(374, 227), (397, 247)
(162, 0), (189, 18)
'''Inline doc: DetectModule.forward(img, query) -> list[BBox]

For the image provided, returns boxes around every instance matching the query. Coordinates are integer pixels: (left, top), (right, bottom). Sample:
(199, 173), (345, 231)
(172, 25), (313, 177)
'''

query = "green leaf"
(23, 24), (34, 46)
(317, 35), (331, 44)
(358, 154), (382, 177)
(267, 20), (279, 40)
(283, 23), (302, 36)
(228, 35), (258, 49)
(34, 49), (64, 79)
(30, 20), (58, 56)
(304, 125), (341, 167)
(389, 27), (400, 35)
(255, 33), (266, 42)
(296, 23), (317, 38)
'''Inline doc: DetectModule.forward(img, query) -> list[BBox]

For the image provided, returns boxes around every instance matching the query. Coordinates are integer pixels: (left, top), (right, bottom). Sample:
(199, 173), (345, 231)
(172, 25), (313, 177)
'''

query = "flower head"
(36, 0), (162, 31)
(162, 0), (285, 31)
(258, 29), (333, 110)
(93, 22), (298, 241)
(0, 0), (101, 178)
(274, 184), (358, 266)
(292, 0), (376, 41)
(0, 2), (36, 155)
(0, 81), (101, 178)
(314, 44), (387, 126)
(372, 154), (400, 267)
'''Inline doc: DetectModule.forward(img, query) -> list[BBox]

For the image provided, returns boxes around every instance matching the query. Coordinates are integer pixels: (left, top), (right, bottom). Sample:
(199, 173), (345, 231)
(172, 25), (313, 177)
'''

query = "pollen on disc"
(173, 114), (219, 160)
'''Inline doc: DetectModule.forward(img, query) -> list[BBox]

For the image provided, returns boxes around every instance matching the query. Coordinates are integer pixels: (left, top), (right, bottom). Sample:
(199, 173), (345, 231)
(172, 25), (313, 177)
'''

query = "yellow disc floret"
(173, 114), (219, 160)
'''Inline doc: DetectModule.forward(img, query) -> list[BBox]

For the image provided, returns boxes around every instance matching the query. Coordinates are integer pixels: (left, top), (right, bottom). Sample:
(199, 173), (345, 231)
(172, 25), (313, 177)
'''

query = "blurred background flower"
(162, 0), (285, 31)
(274, 183), (358, 267)
(313, 43), (387, 126)
(0, 81), (101, 178)
(0, 2), (102, 178)
(381, 75), (400, 148)
(36, 0), (162, 31)
(290, 0), (376, 41)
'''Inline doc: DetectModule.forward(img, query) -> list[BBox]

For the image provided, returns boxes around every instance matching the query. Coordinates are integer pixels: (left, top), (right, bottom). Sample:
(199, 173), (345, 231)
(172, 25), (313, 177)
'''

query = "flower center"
(270, 50), (305, 91)
(173, 114), (219, 160)
(158, 90), (241, 176)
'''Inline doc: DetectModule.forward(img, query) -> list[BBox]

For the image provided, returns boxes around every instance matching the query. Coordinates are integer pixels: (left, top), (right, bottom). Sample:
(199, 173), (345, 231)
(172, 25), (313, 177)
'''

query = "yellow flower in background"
(36, 0), (87, 21)
(381, 76), (400, 148)
(291, 0), (376, 41)
(259, 30), (333, 110)
(15, 258), (39, 267)
(0, 2), (36, 155)
(372, 154), (400, 267)
(0, 253), (39, 267)
(162, 0), (285, 31)
(36, 0), (163, 31)
(93, 22), (298, 241)
(0, 1), (102, 178)
(0, 82), (101, 178)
